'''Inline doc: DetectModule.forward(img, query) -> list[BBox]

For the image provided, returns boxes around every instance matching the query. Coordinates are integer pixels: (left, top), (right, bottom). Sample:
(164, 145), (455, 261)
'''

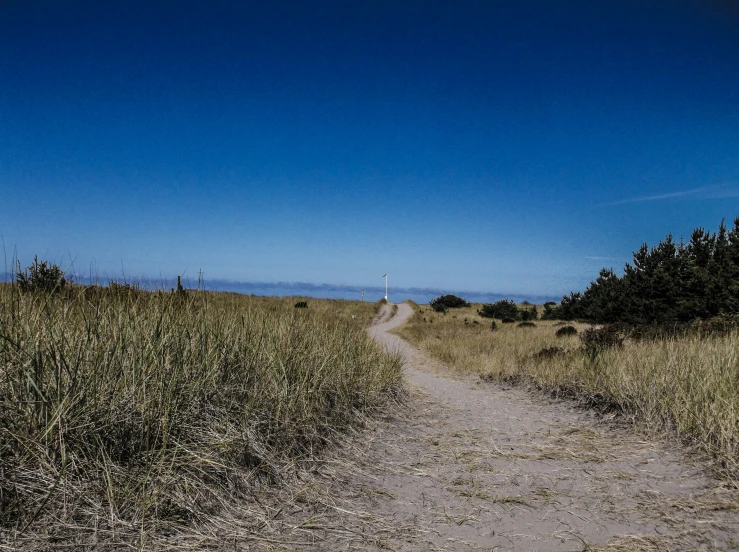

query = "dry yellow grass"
(0, 284), (401, 549)
(393, 303), (739, 480)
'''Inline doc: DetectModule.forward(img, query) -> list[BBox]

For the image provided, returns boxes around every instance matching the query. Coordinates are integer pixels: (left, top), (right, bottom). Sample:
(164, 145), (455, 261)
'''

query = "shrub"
(541, 302), (562, 320)
(15, 256), (68, 293)
(430, 294), (470, 312)
(694, 315), (739, 338)
(294, 301), (308, 309)
(518, 321), (536, 327)
(520, 305), (538, 321)
(555, 325), (578, 337)
(581, 325), (624, 359)
(501, 317), (516, 324)
(490, 320), (498, 331)
(478, 299), (520, 320)
(108, 281), (141, 293)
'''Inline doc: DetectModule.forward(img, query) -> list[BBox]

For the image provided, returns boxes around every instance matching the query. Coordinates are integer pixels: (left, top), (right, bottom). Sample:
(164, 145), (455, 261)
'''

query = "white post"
(383, 273), (388, 301)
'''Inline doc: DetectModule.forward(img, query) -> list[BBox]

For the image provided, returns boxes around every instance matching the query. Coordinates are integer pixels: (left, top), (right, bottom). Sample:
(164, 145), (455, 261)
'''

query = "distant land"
(0, 272), (560, 305)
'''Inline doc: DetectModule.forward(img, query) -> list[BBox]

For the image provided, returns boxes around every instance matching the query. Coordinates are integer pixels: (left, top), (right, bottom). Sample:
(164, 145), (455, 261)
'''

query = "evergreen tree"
(553, 216), (739, 324)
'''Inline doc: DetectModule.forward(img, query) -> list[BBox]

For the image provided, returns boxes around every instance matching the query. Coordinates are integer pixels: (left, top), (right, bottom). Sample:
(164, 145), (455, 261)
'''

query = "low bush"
(624, 315), (739, 342)
(478, 299), (519, 320)
(294, 301), (308, 308)
(430, 294), (470, 312)
(518, 321), (536, 327)
(581, 325), (624, 359)
(501, 317), (516, 324)
(555, 325), (578, 337)
(15, 256), (68, 293)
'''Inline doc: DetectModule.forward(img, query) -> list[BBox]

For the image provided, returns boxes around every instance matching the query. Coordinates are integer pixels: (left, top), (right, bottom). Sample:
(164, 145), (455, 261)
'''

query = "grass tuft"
(0, 284), (402, 547)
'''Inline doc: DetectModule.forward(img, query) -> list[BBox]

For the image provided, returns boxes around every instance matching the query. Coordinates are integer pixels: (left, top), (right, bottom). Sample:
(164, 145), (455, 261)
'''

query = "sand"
(251, 302), (739, 551)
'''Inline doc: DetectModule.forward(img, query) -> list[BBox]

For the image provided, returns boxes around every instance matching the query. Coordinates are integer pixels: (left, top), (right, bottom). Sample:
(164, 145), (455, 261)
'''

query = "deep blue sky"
(2, 1), (738, 299)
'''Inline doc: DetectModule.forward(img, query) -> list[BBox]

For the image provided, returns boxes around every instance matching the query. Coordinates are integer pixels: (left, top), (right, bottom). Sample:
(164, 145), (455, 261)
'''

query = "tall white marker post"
(383, 273), (388, 301)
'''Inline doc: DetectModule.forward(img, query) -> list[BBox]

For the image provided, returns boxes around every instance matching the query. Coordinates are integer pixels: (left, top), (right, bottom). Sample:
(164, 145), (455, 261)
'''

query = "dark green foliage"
(520, 305), (538, 321)
(16, 256), (68, 293)
(430, 294), (470, 312)
(581, 325), (624, 359)
(557, 216), (739, 325)
(517, 321), (536, 327)
(501, 317), (516, 324)
(540, 302), (562, 320)
(478, 299), (520, 320)
(555, 325), (578, 337)
(558, 292), (582, 320)
(490, 320), (498, 331)
(617, 314), (739, 342)
(294, 301), (308, 309)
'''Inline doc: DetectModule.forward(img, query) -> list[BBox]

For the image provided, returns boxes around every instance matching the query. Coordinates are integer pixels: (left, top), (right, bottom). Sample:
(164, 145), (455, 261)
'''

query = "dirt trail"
(265, 303), (739, 551)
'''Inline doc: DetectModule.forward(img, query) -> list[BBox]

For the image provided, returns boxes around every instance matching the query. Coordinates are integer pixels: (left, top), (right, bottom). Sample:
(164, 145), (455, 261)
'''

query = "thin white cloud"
(704, 187), (739, 199)
(601, 184), (739, 207)
(583, 256), (626, 261)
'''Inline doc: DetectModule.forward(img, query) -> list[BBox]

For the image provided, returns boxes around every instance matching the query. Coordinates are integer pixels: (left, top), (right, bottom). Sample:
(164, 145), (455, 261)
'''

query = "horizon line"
(0, 272), (563, 303)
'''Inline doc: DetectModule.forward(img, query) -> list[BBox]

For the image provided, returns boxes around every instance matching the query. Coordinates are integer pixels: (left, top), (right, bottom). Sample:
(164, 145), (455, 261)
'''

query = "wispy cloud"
(583, 256), (627, 262)
(601, 183), (739, 207)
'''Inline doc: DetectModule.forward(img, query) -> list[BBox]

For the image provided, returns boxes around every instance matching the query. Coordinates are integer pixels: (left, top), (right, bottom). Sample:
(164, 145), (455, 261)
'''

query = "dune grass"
(0, 284), (402, 548)
(394, 304), (739, 480)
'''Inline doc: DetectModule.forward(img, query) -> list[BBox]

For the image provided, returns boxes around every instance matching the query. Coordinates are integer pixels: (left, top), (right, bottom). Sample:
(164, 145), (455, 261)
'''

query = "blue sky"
(2, 1), (738, 300)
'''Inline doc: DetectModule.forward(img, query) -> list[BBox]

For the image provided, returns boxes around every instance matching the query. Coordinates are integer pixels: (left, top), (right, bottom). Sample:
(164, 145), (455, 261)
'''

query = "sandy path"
(264, 303), (739, 551)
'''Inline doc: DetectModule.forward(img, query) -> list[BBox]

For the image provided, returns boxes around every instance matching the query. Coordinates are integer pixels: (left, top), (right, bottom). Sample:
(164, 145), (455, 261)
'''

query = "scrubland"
(394, 303), (739, 481)
(0, 284), (401, 548)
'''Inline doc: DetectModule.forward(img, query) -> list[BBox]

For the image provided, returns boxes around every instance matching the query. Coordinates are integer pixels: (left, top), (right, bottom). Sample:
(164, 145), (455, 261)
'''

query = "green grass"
(0, 284), (402, 548)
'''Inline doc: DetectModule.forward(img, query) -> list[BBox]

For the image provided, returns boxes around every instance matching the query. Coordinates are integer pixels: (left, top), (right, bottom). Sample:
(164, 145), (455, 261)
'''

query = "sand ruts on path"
(254, 302), (739, 551)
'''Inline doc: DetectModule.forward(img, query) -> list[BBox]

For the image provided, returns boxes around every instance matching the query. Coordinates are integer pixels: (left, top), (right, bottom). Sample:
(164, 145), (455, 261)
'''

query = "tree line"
(550, 217), (739, 324)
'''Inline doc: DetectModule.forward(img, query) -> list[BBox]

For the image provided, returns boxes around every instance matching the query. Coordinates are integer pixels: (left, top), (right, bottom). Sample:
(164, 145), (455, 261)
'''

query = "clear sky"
(2, 1), (738, 299)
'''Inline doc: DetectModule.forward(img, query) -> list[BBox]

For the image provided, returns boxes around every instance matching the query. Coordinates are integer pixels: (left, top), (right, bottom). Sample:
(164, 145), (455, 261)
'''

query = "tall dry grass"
(0, 284), (402, 548)
(394, 304), (739, 479)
